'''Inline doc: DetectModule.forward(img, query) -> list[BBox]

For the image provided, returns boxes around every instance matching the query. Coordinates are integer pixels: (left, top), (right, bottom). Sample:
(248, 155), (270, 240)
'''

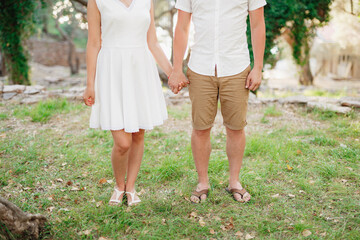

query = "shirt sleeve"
(248, 0), (267, 11)
(175, 0), (192, 13)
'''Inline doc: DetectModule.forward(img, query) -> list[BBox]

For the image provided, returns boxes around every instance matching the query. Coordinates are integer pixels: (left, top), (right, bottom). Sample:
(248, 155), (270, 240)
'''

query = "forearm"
(86, 44), (101, 88)
(173, 27), (189, 72)
(149, 43), (172, 77)
(251, 22), (266, 70)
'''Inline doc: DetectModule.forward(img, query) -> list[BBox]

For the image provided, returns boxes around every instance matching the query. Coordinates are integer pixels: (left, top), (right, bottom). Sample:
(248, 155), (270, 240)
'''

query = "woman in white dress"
(83, 0), (175, 206)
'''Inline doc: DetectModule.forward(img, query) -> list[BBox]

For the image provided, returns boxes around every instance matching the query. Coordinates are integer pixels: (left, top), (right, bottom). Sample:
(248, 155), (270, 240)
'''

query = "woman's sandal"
(109, 187), (125, 206)
(126, 191), (141, 206)
(191, 189), (209, 203)
(225, 187), (251, 203)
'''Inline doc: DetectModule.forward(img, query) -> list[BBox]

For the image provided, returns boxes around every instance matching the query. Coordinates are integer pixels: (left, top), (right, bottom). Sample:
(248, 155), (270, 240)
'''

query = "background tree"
(0, 0), (46, 85)
(248, 0), (333, 85)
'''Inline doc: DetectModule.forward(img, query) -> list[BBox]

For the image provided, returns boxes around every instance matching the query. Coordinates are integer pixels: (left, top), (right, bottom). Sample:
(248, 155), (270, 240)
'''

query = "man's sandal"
(109, 187), (125, 206)
(225, 187), (251, 203)
(126, 191), (141, 206)
(191, 189), (209, 203)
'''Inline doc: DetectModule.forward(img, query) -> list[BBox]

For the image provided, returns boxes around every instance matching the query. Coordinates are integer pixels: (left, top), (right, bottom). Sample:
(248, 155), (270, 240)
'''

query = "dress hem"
(89, 118), (167, 133)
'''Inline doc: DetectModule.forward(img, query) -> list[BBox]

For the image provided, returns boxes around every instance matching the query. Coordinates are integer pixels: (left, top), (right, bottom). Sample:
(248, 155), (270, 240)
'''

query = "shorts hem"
(192, 123), (214, 131)
(223, 121), (247, 131)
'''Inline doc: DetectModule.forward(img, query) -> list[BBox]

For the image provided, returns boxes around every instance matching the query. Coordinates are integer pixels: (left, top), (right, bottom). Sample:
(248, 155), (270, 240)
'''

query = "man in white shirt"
(168, 0), (266, 203)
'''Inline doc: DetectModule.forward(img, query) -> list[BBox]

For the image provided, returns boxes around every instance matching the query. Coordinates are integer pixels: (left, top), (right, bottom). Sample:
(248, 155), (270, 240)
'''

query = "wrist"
(253, 64), (263, 71)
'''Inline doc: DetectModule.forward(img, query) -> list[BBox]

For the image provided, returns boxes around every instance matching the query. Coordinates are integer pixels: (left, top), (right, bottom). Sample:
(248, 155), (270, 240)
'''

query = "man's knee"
(193, 128), (212, 138)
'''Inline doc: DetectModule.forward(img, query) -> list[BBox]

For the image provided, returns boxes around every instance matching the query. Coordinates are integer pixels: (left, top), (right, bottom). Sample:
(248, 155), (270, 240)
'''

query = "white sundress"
(89, 0), (168, 132)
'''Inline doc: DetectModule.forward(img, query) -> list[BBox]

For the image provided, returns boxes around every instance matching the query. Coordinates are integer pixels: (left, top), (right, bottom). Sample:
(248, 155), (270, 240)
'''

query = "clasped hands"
(168, 69), (190, 94)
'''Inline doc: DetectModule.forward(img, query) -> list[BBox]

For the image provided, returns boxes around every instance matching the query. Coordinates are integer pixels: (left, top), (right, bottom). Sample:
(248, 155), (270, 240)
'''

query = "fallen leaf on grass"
(99, 237), (112, 240)
(66, 181), (73, 186)
(56, 178), (64, 182)
(137, 188), (146, 196)
(209, 229), (215, 234)
(78, 229), (91, 236)
(288, 194), (295, 198)
(199, 217), (206, 227)
(212, 216), (221, 221)
(61, 162), (67, 166)
(8, 170), (12, 174)
(286, 165), (293, 171)
(71, 187), (80, 191)
(96, 201), (103, 208)
(107, 179), (114, 184)
(299, 190), (305, 194)
(271, 194), (280, 198)
(47, 206), (55, 212)
(189, 212), (197, 219)
(245, 233), (255, 239)
(161, 218), (166, 225)
(235, 231), (243, 237)
(320, 232), (326, 237)
(99, 178), (107, 184)
(296, 149), (302, 155)
(302, 229), (311, 237)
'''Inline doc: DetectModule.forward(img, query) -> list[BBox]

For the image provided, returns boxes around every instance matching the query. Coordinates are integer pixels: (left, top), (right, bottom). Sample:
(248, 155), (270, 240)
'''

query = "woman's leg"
(109, 130), (132, 203)
(126, 130), (145, 202)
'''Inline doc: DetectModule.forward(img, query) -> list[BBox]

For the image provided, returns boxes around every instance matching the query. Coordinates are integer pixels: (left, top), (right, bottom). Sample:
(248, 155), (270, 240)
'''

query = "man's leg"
(190, 127), (212, 202)
(187, 68), (218, 203)
(226, 127), (251, 202)
(219, 66), (251, 202)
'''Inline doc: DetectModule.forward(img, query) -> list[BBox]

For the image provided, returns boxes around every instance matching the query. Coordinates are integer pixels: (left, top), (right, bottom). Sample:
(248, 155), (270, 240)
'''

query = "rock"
(47, 89), (64, 97)
(24, 85), (46, 95)
(340, 97), (360, 108)
(3, 85), (26, 93)
(61, 92), (83, 101)
(68, 86), (86, 93)
(307, 102), (352, 114)
(248, 92), (261, 104)
(44, 76), (64, 83)
(2, 92), (18, 100)
(260, 97), (278, 103)
(20, 94), (47, 104)
(278, 95), (309, 105)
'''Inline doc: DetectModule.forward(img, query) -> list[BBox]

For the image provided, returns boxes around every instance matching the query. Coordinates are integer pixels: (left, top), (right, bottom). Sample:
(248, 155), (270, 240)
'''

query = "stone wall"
(27, 39), (86, 68)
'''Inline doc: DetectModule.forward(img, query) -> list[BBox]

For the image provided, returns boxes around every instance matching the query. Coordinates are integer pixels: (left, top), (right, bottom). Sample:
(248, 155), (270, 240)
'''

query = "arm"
(147, 0), (172, 78)
(83, 0), (101, 106)
(168, 10), (191, 94)
(246, 7), (266, 91)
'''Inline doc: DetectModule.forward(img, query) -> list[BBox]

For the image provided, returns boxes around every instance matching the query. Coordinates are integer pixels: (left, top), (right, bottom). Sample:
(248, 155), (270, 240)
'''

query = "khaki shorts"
(187, 66), (251, 130)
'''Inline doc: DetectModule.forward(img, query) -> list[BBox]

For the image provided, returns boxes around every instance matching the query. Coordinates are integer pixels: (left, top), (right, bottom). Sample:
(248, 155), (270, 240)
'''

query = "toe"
(200, 194), (207, 202)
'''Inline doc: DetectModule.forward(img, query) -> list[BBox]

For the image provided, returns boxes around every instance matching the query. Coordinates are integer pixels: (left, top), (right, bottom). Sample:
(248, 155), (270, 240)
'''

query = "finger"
(245, 76), (251, 89)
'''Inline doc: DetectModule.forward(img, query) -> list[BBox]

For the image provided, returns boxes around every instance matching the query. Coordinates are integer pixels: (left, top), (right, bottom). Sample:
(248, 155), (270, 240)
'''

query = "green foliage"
(0, 0), (46, 85)
(248, 0), (333, 67)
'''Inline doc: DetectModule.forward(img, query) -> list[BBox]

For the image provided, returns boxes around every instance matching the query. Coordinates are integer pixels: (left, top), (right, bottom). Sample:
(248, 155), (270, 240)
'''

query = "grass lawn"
(0, 99), (359, 239)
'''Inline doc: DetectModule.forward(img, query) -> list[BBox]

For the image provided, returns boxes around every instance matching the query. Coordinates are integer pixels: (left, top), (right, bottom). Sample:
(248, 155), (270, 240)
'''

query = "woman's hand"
(83, 87), (95, 106)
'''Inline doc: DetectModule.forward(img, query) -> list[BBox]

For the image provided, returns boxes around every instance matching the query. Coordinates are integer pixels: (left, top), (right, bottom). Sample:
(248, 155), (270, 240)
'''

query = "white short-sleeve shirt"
(175, 0), (267, 77)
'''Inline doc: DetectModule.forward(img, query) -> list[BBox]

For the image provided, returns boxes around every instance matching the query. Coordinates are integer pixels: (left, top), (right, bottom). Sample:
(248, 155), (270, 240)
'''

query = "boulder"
(2, 92), (18, 100)
(24, 85), (46, 95)
(3, 85), (26, 93)
(68, 86), (86, 93)
(340, 97), (360, 108)
(20, 94), (47, 104)
(307, 102), (352, 114)
(278, 95), (309, 105)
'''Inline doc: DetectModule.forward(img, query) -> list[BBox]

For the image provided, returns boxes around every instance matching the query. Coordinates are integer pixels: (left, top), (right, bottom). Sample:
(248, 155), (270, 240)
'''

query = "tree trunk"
(299, 60), (313, 85)
(0, 50), (6, 77)
(68, 40), (80, 75)
(0, 197), (47, 240)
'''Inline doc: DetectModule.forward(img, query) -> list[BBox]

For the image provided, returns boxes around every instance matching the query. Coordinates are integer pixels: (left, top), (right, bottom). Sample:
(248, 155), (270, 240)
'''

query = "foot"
(126, 190), (141, 206)
(227, 182), (251, 202)
(109, 187), (125, 206)
(190, 183), (210, 203)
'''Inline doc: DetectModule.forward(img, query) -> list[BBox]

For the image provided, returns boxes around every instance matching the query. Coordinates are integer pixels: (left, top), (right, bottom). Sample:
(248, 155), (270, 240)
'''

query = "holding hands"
(168, 69), (190, 94)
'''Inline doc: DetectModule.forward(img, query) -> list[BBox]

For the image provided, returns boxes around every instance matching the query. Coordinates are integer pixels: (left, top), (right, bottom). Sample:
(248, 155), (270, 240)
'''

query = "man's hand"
(168, 70), (190, 94)
(246, 68), (262, 91)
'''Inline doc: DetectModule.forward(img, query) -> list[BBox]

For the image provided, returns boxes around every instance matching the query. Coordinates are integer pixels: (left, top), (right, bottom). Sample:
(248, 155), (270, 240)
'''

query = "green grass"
(0, 101), (359, 239)
(261, 105), (282, 124)
(12, 98), (81, 123)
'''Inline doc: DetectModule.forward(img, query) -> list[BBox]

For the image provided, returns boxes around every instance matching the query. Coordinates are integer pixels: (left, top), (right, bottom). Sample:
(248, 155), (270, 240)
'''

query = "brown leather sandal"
(191, 189), (209, 203)
(225, 187), (251, 203)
